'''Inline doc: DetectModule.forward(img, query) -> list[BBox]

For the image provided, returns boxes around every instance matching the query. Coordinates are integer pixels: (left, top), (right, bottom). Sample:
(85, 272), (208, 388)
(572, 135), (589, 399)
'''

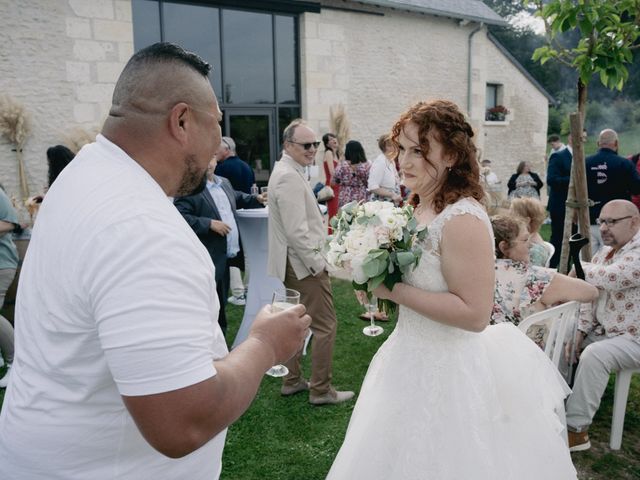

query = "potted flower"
(486, 105), (510, 121)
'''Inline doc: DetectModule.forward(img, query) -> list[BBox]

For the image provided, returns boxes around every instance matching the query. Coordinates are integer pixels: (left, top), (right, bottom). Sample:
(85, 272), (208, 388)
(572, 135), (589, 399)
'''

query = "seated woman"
(509, 197), (551, 266)
(490, 215), (597, 327)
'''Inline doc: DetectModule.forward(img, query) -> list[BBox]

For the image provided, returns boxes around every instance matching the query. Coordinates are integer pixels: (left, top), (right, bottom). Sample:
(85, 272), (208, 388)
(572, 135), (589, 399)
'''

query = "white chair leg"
(610, 370), (633, 450)
(302, 330), (313, 356)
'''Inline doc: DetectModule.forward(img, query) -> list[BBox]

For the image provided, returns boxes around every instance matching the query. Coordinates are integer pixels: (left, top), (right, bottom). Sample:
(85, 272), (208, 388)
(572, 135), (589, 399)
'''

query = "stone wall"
(0, 0), (132, 211)
(301, 1), (549, 194)
(476, 34), (550, 199)
(0, 0), (548, 207)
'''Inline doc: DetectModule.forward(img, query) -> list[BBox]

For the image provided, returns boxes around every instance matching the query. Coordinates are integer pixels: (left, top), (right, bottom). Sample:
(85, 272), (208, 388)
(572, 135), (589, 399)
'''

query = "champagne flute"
(265, 288), (300, 377)
(362, 296), (384, 337)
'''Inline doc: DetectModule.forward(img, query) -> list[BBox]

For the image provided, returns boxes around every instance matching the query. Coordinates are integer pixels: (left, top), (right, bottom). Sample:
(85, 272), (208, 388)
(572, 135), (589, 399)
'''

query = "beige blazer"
(267, 153), (327, 281)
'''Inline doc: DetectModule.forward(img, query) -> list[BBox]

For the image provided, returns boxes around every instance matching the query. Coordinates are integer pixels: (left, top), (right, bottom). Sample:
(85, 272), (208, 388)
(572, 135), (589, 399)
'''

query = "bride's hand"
(373, 284), (393, 301)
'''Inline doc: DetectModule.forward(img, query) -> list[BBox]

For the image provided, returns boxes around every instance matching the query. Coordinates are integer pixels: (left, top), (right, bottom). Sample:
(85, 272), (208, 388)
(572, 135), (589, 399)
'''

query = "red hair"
(391, 100), (484, 213)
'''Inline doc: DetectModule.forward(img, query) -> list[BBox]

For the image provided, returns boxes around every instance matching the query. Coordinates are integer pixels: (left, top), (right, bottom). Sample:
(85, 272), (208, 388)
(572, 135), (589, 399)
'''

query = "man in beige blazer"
(268, 119), (354, 406)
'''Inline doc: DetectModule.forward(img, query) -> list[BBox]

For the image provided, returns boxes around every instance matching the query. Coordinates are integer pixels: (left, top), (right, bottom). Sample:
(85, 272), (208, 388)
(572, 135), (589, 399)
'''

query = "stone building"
(0, 0), (553, 210)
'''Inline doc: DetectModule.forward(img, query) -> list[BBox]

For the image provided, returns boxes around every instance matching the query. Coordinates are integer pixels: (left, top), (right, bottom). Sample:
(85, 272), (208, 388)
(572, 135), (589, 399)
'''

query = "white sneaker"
(0, 364), (12, 388)
(227, 294), (246, 306)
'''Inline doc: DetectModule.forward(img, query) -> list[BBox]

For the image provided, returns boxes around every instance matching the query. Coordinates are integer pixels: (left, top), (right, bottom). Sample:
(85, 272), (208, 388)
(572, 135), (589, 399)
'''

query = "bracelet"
(13, 223), (23, 235)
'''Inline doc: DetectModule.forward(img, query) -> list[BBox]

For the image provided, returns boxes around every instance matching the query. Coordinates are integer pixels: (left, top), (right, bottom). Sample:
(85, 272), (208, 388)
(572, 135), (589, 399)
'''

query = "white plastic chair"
(518, 301), (580, 375)
(610, 368), (640, 450)
(543, 241), (555, 268)
(519, 301), (581, 446)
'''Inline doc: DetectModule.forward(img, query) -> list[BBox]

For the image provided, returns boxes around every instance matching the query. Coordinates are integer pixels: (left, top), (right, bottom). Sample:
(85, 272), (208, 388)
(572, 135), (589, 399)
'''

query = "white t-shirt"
(367, 153), (399, 192)
(0, 135), (228, 479)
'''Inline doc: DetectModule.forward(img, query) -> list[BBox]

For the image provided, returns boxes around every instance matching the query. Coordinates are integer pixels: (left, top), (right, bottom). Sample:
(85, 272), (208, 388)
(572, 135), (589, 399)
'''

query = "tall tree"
(526, 0), (640, 272)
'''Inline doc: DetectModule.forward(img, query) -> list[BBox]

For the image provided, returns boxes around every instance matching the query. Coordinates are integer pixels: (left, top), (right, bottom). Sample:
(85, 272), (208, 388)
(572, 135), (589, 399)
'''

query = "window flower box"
(485, 105), (510, 122)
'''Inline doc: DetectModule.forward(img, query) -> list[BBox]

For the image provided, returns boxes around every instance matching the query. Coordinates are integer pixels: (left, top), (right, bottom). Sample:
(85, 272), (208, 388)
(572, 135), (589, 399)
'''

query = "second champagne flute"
(265, 288), (301, 377)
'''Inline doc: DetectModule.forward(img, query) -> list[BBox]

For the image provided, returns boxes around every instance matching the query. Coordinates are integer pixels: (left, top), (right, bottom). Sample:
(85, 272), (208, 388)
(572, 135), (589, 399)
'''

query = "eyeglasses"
(289, 141), (320, 150)
(596, 215), (634, 227)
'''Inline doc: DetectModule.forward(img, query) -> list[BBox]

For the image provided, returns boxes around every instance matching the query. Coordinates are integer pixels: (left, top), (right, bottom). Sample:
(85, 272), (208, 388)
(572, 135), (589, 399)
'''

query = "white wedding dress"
(327, 198), (577, 480)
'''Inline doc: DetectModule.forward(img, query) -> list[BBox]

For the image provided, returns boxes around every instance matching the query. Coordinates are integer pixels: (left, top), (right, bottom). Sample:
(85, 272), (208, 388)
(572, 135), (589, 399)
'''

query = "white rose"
(350, 254), (370, 284)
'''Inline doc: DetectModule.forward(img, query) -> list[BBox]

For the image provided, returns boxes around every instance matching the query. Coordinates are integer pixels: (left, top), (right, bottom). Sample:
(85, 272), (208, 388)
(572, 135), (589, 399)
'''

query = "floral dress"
(333, 162), (370, 207)
(491, 259), (556, 326)
(508, 173), (541, 199)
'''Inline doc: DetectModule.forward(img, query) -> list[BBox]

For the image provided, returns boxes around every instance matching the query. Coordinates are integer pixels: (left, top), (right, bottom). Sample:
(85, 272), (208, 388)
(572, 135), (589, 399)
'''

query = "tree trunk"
(559, 104), (591, 273)
(570, 113), (591, 261)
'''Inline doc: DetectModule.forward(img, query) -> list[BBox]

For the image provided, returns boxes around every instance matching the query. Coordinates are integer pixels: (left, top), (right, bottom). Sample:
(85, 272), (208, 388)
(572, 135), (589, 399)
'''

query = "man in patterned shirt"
(566, 199), (640, 451)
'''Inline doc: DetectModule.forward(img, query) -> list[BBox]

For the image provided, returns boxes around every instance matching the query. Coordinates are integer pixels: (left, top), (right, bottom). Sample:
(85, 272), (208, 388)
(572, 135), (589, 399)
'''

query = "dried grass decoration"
(0, 95), (31, 200)
(329, 103), (351, 158)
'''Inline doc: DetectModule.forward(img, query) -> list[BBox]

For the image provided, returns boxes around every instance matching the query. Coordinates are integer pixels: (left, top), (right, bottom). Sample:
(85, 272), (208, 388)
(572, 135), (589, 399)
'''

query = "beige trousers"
(283, 261), (337, 397)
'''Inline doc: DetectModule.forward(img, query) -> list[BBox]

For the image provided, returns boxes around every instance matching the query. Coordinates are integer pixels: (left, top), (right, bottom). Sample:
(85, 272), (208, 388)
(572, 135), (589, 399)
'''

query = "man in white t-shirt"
(0, 43), (310, 479)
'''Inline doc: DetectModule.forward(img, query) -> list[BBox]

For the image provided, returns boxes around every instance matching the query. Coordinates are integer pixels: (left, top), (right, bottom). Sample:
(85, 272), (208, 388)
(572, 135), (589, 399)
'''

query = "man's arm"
(582, 255), (640, 291)
(0, 220), (16, 236)
(274, 172), (326, 273)
(174, 195), (212, 235)
(234, 190), (263, 210)
(123, 304), (310, 458)
(546, 152), (571, 189)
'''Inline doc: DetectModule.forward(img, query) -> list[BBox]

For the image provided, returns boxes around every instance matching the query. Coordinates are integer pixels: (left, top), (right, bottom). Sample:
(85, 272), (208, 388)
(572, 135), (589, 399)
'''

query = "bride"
(327, 100), (577, 479)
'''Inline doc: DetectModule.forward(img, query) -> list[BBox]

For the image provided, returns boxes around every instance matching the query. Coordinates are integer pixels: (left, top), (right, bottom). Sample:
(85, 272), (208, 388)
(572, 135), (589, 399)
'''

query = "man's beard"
(176, 155), (207, 197)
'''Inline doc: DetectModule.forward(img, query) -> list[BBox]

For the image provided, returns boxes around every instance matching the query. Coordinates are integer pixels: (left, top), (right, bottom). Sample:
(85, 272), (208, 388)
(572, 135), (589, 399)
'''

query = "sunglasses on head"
(289, 141), (320, 150)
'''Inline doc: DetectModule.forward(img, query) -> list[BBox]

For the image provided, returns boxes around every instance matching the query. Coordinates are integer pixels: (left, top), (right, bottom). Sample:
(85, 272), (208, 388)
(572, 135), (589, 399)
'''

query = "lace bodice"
(395, 198), (493, 341)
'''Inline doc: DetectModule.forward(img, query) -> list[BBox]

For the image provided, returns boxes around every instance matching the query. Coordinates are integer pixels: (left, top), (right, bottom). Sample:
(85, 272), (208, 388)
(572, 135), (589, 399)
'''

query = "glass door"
(223, 109), (276, 186)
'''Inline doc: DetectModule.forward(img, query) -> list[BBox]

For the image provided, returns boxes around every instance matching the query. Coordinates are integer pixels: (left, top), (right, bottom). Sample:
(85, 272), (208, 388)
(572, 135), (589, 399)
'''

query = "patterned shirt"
(491, 259), (556, 326)
(579, 230), (640, 344)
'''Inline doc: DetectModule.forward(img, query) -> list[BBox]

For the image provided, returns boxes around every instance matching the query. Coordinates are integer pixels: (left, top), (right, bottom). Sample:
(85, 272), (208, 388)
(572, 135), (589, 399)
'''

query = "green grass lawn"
(1, 277), (638, 479)
(220, 277), (640, 480)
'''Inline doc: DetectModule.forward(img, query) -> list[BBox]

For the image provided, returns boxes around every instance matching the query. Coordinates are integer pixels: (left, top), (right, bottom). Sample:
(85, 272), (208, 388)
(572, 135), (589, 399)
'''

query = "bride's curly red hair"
(390, 100), (484, 214)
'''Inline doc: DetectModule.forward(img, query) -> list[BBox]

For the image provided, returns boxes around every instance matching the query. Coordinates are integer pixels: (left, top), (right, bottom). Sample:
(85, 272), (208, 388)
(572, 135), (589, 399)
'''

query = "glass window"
(229, 113), (271, 177)
(486, 84), (499, 109)
(132, 0), (161, 50)
(222, 10), (274, 104)
(275, 16), (298, 104)
(278, 107), (300, 143)
(162, 2), (222, 101)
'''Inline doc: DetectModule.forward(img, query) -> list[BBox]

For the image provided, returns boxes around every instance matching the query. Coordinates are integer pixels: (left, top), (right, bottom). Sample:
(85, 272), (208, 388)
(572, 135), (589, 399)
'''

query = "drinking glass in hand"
(265, 288), (301, 377)
(363, 297), (384, 337)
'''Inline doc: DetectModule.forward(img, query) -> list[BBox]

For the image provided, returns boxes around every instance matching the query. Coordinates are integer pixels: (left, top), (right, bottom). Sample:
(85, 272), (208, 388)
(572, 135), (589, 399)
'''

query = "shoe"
(358, 312), (389, 322)
(309, 390), (355, 406)
(568, 430), (591, 452)
(0, 364), (12, 389)
(227, 294), (246, 306)
(281, 380), (310, 396)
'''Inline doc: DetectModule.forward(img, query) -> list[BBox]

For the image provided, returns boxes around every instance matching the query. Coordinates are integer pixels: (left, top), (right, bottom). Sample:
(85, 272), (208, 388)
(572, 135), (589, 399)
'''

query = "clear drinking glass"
(265, 288), (301, 377)
(362, 297), (384, 337)
(260, 186), (268, 204)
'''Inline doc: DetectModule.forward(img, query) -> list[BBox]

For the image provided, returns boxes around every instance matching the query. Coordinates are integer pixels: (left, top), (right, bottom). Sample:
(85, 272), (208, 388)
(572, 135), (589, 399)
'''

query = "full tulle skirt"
(327, 322), (576, 480)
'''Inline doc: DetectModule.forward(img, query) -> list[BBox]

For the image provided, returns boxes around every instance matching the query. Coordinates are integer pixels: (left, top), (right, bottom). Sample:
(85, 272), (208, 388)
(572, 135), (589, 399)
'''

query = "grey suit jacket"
(267, 153), (326, 281)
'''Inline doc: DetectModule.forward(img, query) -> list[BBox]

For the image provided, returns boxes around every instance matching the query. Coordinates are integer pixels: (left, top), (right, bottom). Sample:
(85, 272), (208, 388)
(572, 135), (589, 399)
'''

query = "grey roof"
(487, 33), (556, 104)
(349, 0), (506, 26)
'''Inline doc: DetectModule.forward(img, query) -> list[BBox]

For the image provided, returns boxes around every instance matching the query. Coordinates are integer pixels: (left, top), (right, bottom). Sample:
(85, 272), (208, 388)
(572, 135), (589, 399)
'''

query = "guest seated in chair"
(565, 200), (640, 452)
(490, 215), (597, 328)
(509, 197), (553, 267)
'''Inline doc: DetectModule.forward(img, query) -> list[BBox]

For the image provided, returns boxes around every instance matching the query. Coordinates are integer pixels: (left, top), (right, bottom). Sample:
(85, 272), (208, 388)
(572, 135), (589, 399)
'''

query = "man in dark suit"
(174, 158), (264, 335)
(546, 136), (572, 268)
(214, 136), (255, 194)
(586, 129), (640, 254)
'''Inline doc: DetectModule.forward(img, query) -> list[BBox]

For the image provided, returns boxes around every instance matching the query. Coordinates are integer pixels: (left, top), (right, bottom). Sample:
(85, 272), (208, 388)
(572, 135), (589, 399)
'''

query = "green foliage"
(528, 0), (639, 91)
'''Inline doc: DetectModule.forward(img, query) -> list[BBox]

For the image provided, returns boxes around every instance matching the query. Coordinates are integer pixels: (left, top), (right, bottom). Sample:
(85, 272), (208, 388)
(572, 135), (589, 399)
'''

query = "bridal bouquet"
(326, 201), (427, 314)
